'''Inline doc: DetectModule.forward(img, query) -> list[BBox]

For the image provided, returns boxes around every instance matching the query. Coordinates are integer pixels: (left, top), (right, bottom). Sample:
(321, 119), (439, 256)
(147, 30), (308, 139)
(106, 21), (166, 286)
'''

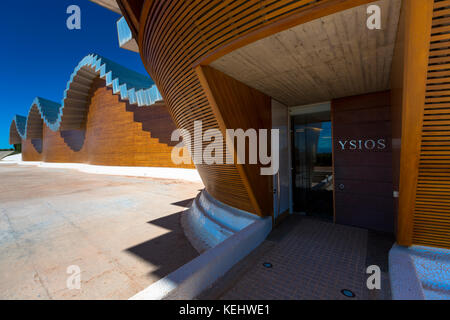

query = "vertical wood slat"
(392, 0), (434, 247)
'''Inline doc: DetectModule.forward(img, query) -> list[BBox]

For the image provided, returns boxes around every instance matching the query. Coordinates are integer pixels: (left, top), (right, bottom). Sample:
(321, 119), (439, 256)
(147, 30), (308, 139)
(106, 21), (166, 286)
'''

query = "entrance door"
(292, 110), (333, 219)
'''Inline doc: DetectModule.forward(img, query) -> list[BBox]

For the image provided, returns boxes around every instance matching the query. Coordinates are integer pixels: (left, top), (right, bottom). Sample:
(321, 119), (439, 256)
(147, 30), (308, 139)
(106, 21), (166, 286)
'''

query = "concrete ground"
(0, 151), (14, 160)
(0, 164), (203, 299)
(199, 215), (394, 300)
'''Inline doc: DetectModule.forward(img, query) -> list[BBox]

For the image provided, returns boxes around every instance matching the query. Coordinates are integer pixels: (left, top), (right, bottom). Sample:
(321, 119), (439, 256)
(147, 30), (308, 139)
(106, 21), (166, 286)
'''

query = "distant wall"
(22, 139), (43, 161)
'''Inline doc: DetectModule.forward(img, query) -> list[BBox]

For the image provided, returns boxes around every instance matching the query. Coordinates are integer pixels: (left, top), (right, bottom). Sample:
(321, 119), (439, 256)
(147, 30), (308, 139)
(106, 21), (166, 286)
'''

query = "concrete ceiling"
(210, 0), (402, 107)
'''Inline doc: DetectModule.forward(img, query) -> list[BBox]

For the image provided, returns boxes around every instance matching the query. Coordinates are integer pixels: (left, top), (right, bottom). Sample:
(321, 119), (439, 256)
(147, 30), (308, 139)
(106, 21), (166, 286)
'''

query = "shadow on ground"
(126, 199), (198, 279)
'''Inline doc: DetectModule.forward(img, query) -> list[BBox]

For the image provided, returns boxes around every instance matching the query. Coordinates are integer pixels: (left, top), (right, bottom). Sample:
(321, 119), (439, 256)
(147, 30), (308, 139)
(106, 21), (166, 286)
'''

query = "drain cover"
(340, 289), (356, 298)
(262, 262), (273, 268)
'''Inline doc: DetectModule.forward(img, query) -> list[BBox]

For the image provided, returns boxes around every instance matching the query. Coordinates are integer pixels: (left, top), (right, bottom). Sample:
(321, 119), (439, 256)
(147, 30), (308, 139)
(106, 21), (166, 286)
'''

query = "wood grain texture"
(22, 138), (43, 161)
(195, 0), (376, 67)
(332, 91), (394, 233)
(196, 65), (273, 216)
(390, 0), (434, 246)
(210, 0), (401, 107)
(23, 78), (193, 169)
(412, 0), (450, 249)
(9, 121), (21, 145)
(131, 0), (370, 216)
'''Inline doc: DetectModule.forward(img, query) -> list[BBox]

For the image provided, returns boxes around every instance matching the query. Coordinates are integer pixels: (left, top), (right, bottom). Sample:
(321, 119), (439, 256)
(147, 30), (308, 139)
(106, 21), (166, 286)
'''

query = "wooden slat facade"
(124, 0), (449, 248)
(391, 0), (449, 249)
(21, 78), (194, 169)
(196, 65), (273, 216)
(129, 0), (374, 216)
(9, 120), (22, 145)
(413, 0), (450, 248)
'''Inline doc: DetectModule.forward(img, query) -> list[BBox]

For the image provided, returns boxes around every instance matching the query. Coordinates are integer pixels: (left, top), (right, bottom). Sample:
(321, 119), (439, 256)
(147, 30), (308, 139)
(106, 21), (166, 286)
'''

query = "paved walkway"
(0, 164), (203, 299)
(199, 215), (393, 300)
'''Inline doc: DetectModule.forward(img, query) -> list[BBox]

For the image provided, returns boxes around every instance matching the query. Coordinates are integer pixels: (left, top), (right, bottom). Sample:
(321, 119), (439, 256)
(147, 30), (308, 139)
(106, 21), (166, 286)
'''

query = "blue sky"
(0, 0), (148, 148)
(318, 122), (332, 153)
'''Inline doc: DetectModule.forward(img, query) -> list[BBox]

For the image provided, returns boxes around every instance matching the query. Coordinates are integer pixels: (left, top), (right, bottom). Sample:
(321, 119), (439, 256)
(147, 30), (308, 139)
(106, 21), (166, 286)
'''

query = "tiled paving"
(199, 215), (393, 300)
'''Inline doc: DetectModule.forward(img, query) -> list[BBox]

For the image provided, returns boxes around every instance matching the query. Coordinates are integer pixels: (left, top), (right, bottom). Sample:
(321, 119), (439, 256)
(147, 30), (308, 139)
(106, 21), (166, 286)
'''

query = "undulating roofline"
(11, 53), (162, 140)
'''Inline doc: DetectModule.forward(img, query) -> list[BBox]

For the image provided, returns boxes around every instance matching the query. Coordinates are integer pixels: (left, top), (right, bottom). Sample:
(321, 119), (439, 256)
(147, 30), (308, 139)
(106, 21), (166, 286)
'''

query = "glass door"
(292, 111), (333, 219)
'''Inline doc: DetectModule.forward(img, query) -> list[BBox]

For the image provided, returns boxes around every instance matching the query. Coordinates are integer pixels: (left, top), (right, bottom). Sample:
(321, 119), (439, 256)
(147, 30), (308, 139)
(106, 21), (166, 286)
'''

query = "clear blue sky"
(0, 0), (148, 148)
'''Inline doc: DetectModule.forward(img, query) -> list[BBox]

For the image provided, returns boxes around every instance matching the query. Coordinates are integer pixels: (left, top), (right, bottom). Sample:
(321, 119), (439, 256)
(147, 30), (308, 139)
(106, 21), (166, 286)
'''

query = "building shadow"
(31, 138), (43, 153)
(60, 130), (86, 152)
(125, 208), (198, 279)
(171, 198), (195, 208)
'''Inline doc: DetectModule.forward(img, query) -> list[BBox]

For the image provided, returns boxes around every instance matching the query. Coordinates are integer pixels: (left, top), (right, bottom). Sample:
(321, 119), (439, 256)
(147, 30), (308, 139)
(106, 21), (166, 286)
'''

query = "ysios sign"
(338, 139), (387, 151)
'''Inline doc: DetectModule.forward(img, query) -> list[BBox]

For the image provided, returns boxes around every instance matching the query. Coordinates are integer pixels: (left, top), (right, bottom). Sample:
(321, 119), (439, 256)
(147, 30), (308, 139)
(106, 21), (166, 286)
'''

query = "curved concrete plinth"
(0, 156), (201, 182)
(389, 244), (450, 300)
(181, 190), (264, 253)
(131, 190), (272, 300)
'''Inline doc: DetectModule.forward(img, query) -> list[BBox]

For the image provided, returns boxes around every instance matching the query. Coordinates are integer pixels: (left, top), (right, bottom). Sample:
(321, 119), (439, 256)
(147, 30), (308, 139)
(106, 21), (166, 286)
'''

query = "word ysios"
(171, 121), (279, 175)
(338, 138), (386, 151)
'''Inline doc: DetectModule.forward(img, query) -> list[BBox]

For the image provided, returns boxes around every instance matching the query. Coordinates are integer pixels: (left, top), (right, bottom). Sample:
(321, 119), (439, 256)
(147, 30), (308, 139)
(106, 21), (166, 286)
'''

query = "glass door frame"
(288, 101), (335, 221)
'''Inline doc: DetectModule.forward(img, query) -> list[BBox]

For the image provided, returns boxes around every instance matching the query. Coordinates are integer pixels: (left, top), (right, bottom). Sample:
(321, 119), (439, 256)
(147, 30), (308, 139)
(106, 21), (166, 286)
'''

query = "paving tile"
(211, 216), (391, 300)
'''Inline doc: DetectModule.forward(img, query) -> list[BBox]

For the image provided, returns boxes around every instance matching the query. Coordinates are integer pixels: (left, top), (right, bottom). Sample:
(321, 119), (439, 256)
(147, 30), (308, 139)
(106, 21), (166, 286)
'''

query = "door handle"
(338, 183), (345, 190)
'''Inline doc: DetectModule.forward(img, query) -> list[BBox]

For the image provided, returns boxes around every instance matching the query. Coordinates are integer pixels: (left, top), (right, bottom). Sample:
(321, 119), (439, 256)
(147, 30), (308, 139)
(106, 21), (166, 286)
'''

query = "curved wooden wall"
(21, 78), (193, 169)
(123, 0), (373, 216)
(22, 139), (43, 161)
(412, 0), (450, 248)
(9, 120), (22, 145)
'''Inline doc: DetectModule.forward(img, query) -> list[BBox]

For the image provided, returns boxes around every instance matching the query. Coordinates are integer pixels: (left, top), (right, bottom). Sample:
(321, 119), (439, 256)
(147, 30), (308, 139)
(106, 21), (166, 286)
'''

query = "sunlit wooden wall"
(122, 0), (374, 216)
(21, 78), (194, 169)
(391, 0), (449, 249)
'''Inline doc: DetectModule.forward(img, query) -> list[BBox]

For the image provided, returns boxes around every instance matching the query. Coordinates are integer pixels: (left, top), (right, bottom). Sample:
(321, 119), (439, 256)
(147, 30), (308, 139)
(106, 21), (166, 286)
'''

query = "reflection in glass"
(292, 111), (333, 218)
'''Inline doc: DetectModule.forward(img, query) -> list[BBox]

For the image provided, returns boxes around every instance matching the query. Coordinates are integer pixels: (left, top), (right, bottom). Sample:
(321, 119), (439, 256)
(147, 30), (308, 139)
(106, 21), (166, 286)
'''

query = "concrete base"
(131, 216), (272, 300)
(181, 190), (265, 252)
(389, 244), (450, 300)
(0, 155), (201, 182)
(131, 191), (272, 299)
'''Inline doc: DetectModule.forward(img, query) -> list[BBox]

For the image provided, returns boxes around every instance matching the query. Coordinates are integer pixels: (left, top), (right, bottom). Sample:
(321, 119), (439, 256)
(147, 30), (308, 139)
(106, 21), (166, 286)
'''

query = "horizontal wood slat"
(413, 0), (450, 248)
(134, 0), (371, 215)
(21, 78), (193, 169)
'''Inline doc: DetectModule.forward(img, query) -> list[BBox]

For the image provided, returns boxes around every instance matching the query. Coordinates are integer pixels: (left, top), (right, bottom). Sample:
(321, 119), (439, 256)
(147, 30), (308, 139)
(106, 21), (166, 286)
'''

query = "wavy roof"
(10, 53), (162, 140)
(9, 115), (27, 144)
(13, 115), (27, 137)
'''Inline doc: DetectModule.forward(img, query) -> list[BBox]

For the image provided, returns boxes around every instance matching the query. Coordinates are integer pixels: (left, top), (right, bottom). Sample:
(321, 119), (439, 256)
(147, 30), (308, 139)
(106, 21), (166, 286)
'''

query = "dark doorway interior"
(292, 111), (333, 219)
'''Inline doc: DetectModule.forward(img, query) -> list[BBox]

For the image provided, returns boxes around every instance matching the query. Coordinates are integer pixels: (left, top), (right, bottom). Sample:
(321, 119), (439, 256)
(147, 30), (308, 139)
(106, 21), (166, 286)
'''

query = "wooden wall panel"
(132, 0), (373, 216)
(196, 66), (273, 216)
(412, 0), (450, 249)
(9, 121), (22, 145)
(29, 78), (194, 169)
(332, 91), (394, 233)
(43, 127), (84, 163)
(390, 0), (434, 246)
(22, 139), (43, 161)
